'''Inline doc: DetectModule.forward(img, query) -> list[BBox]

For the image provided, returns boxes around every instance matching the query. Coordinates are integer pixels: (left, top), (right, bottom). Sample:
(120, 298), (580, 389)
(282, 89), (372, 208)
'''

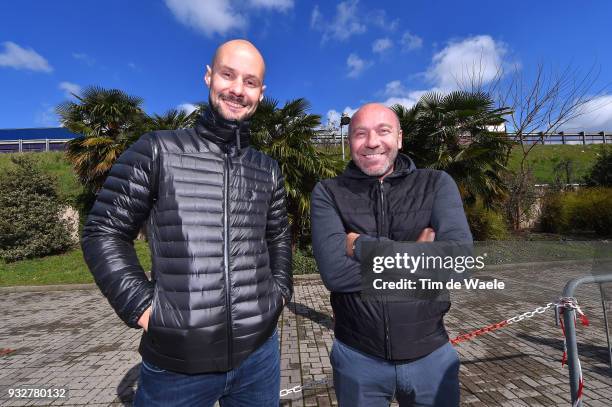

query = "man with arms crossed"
(82, 39), (292, 406)
(311, 103), (472, 406)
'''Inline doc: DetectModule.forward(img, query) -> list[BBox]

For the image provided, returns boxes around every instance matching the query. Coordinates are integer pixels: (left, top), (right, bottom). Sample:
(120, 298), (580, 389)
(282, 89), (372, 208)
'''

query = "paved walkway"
(1, 263), (611, 406)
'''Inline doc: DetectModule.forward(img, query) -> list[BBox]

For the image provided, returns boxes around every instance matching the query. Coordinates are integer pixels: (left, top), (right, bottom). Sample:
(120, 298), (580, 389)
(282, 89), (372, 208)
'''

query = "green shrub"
(539, 188), (612, 236)
(465, 203), (510, 240)
(0, 156), (74, 262)
(584, 146), (612, 187)
(539, 192), (566, 234)
(293, 246), (318, 275)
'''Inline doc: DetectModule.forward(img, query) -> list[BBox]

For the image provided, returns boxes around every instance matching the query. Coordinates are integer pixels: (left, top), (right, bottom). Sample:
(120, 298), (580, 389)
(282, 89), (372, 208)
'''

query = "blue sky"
(1, 0), (612, 131)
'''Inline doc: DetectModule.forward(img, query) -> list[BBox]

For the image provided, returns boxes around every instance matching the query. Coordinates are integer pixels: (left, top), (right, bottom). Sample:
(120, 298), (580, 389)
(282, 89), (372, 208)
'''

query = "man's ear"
(259, 84), (266, 102)
(204, 65), (212, 88)
(397, 129), (403, 149)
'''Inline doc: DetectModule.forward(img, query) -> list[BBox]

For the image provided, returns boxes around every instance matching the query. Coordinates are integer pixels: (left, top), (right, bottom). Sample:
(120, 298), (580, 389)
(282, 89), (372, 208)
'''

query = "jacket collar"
(194, 105), (251, 156)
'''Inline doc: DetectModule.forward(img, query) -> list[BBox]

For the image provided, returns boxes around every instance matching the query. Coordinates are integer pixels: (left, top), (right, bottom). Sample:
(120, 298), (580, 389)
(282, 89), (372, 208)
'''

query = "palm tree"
(146, 107), (202, 131)
(250, 97), (343, 248)
(392, 91), (513, 207)
(57, 86), (148, 192)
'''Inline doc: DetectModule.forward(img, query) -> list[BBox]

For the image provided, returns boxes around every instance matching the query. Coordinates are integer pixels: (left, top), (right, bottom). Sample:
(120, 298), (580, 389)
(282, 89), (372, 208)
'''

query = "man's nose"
(365, 130), (380, 148)
(229, 79), (244, 96)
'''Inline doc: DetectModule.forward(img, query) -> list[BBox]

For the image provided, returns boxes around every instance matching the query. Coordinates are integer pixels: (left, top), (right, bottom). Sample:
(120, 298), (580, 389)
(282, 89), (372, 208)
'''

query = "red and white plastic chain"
(556, 297), (589, 407)
(449, 298), (589, 406)
(449, 302), (554, 345)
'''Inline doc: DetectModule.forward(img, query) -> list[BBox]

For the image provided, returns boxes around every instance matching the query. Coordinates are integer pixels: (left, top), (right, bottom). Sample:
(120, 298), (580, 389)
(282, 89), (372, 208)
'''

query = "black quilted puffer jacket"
(82, 108), (293, 374)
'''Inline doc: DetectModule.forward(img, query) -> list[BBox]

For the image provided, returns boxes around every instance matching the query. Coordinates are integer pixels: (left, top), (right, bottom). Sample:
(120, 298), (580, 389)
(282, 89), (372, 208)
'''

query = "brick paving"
(0, 262), (611, 406)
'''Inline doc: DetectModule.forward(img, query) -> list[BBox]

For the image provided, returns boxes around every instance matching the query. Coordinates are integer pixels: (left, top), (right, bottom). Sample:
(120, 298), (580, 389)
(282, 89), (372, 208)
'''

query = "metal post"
(18, 139), (22, 153)
(340, 115), (351, 162)
(580, 131), (586, 145)
(560, 131), (565, 145)
(600, 284), (612, 368)
(45, 138), (50, 152)
(562, 273), (612, 406)
(340, 125), (345, 161)
(601, 131), (606, 144)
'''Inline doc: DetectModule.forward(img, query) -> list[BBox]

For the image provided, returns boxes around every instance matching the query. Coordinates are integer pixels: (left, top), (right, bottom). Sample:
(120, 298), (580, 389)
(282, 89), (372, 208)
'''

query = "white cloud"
(344, 106), (358, 117)
(59, 82), (82, 98)
(372, 38), (393, 54)
(35, 105), (59, 127)
(427, 35), (507, 91)
(164, 0), (247, 37)
(249, 0), (293, 11)
(562, 95), (612, 131)
(326, 109), (341, 127)
(310, 5), (322, 27)
(72, 52), (95, 66)
(177, 103), (198, 115)
(369, 10), (399, 31)
(400, 31), (423, 51)
(383, 80), (407, 97)
(376, 79), (433, 109)
(311, 0), (366, 42)
(326, 107), (358, 128)
(0, 42), (52, 72)
(346, 53), (371, 78)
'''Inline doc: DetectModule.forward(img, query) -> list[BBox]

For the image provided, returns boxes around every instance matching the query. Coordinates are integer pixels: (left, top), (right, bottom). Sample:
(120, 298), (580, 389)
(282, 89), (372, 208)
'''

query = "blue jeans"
(331, 339), (460, 407)
(134, 331), (280, 407)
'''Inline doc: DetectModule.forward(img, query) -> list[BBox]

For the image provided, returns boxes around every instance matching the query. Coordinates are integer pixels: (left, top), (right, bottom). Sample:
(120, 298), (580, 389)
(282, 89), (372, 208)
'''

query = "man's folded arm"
(81, 134), (157, 328)
(265, 163), (293, 304)
(351, 171), (472, 266)
(311, 182), (383, 292)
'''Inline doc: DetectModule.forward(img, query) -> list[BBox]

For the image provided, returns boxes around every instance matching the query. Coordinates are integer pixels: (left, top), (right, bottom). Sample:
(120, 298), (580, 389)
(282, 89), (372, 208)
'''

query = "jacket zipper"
(223, 153), (233, 369)
(379, 180), (392, 359)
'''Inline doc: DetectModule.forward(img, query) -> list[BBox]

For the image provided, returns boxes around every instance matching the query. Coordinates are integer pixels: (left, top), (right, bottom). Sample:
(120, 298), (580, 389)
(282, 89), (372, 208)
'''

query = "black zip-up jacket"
(82, 108), (292, 374)
(311, 154), (472, 360)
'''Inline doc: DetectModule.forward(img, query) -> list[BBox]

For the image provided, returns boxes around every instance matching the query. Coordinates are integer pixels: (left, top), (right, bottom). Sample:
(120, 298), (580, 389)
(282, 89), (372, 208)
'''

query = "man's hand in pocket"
(138, 306), (152, 332)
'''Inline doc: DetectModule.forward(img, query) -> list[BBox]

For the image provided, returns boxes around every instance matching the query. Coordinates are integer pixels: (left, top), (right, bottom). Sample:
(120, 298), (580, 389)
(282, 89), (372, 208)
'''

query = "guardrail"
(0, 139), (71, 153)
(311, 132), (611, 145)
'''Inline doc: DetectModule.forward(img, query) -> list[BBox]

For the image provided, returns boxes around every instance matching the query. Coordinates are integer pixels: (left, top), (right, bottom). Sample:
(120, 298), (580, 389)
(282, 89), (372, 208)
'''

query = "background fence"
(311, 131), (612, 145)
(0, 139), (72, 153)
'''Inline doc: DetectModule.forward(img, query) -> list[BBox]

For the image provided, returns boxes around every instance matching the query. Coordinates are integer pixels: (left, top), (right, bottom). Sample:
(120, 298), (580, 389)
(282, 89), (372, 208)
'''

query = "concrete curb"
(0, 258), (602, 293)
(0, 283), (97, 293)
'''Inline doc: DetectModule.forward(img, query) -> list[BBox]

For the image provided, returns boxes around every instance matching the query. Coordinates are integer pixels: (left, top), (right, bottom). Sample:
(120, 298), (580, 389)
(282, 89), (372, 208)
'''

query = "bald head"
(211, 39), (266, 80)
(205, 39), (266, 121)
(348, 103), (403, 179)
(349, 103), (400, 136)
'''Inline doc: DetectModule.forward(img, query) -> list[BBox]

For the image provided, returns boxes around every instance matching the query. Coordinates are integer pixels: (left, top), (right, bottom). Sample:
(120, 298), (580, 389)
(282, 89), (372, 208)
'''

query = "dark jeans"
(331, 339), (460, 407)
(134, 331), (280, 407)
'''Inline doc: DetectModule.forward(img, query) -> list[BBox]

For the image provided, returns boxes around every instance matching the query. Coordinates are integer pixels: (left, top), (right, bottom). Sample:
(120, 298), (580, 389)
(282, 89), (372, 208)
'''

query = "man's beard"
(356, 149), (397, 177)
(210, 93), (255, 122)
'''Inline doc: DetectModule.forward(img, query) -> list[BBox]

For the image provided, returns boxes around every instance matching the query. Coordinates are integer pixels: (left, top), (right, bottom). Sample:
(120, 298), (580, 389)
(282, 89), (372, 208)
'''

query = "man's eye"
(246, 80), (257, 87)
(221, 72), (232, 78)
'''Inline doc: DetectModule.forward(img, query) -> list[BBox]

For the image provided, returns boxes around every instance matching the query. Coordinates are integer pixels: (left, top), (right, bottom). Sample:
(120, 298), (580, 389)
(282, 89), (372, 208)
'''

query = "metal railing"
(311, 131), (612, 145)
(560, 273), (612, 407)
(0, 139), (71, 153)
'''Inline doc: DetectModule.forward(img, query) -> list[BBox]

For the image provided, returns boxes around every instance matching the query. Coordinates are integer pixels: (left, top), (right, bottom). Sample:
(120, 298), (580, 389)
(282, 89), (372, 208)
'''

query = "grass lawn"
(0, 151), (83, 204)
(505, 144), (604, 184)
(0, 240), (152, 287)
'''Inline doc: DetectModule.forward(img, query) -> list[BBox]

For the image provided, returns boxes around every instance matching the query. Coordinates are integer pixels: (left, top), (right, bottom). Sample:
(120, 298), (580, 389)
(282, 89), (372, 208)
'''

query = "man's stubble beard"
(209, 94), (257, 122)
(355, 149), (398, 177)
